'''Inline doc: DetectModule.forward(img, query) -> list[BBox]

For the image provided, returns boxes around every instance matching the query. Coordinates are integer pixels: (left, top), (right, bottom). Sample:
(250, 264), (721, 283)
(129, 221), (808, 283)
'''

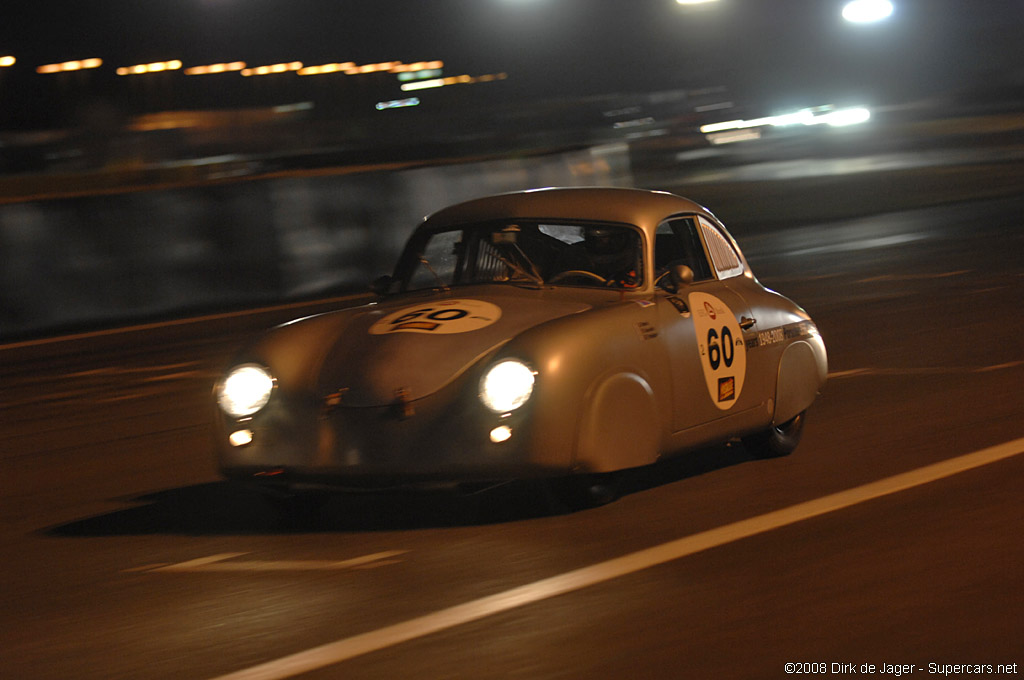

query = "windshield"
(399, 221), (644, 292)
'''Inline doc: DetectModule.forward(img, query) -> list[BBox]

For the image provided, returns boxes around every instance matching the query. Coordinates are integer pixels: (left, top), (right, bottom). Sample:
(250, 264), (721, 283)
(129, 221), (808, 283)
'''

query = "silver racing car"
(214, 188), (826, 505)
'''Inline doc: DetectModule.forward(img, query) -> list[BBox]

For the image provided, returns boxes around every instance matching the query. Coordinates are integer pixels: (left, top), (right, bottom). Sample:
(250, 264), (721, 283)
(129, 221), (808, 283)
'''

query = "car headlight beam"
(479, 359), (535, 414)
(217, 364), (275, 418)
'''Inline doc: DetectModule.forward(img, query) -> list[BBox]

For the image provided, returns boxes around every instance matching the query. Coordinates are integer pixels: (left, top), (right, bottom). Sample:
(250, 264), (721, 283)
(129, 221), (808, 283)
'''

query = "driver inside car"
(557, 226), (641, 288)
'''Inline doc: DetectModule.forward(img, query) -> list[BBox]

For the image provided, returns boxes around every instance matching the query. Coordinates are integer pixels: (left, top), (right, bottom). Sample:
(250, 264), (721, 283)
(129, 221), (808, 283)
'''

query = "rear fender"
(774, 338), (827, 424)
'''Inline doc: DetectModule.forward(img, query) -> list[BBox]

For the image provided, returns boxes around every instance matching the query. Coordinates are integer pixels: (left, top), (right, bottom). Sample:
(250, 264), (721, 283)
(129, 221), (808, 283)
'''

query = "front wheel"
(742, 411), (806, 459)
(544, 473), (621, 513)
(262, 489), (329, 530)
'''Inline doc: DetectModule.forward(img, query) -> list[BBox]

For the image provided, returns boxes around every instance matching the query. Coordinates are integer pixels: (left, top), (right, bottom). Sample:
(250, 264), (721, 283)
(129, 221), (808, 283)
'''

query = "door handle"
(739, 316), (756, 330)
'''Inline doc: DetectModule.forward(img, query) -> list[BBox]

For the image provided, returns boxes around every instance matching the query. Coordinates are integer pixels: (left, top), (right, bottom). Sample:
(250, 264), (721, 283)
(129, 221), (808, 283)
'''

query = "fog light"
(489, 425), (513, 444)
(229, 429), (254, 447)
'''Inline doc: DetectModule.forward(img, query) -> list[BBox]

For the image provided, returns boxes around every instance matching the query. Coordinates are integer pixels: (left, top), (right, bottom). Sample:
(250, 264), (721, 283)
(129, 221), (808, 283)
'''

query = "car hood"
(287, 291), (591, 407)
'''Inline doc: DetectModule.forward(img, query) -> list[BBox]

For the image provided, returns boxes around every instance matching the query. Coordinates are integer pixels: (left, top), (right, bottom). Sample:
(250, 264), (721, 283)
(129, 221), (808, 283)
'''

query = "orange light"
(298, 61), (357, 76)
(391, 60), (444, 73)
(185, 61), (247, 76)
(241, 61), (303, 77)
(37, 58), (103, 74)
(116, 60), (183, 76)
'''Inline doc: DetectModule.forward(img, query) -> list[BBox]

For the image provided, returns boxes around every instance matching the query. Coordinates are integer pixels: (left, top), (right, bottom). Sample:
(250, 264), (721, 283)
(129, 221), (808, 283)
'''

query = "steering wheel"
(549, 269), (608, 285)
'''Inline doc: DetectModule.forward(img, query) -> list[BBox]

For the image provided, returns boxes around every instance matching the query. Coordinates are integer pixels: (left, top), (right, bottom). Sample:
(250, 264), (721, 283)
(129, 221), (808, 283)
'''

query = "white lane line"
(135, 550), (407, 574)
(208, 436), (1024, 680)
(828, 360), (1024, 379)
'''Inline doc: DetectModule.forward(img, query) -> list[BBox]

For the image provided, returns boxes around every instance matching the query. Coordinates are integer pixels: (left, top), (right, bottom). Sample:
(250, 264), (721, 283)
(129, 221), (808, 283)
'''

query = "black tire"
(545, 474), (621, 513)
(264, 490), (328, 530)
(742, 411), (807, 459)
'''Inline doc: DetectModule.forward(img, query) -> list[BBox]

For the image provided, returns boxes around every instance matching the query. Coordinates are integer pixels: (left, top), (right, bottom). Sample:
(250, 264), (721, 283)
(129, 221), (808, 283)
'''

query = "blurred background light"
(842, 0), (894, 23)
(375, 97), (420, 110)
(36, 58), (103, 74)
(241, 62), (303, 77)
(0, 56), (15, 68)
(184, 62), (247, 75)
(116, 60), (183, 76)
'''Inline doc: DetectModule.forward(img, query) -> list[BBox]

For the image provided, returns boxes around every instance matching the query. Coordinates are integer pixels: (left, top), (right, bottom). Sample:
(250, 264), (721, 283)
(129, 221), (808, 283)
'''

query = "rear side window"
(698, 216), (744, 279)
(655, 218), (713, 281)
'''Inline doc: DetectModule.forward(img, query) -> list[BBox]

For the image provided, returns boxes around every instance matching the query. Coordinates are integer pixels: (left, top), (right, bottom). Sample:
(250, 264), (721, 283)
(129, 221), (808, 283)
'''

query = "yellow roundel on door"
(688, 292), (747, 410)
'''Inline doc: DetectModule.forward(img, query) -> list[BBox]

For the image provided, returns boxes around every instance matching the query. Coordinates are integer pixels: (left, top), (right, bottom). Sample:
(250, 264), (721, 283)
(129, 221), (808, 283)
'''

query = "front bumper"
(215, 386), (570, 486)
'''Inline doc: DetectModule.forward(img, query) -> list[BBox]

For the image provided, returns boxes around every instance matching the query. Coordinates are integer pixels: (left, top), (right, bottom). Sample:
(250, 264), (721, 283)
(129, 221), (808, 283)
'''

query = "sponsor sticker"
(718, 376), (736, 402)
(369, 299), (502, 335)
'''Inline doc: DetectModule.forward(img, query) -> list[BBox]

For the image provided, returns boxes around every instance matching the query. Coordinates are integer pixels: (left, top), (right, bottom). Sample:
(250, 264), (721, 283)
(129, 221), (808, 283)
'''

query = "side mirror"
(370, 275), (394, 296)
(670, 264), (694, 288)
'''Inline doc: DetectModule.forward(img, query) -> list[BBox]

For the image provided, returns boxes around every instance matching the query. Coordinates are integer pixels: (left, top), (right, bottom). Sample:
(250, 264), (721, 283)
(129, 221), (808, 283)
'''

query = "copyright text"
(783, 662), (1019, 676)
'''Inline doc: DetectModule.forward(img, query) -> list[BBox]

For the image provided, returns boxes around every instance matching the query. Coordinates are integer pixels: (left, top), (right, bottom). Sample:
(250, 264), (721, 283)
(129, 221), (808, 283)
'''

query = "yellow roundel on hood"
(368, 299), (502, 335)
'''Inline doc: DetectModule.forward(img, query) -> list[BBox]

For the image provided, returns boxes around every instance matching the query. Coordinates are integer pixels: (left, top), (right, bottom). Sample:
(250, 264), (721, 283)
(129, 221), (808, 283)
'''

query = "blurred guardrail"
(0, 144), (632, 342)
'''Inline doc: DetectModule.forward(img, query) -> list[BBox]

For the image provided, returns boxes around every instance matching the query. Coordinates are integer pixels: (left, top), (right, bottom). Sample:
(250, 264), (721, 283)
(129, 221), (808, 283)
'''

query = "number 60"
(707, 326), (734, 370)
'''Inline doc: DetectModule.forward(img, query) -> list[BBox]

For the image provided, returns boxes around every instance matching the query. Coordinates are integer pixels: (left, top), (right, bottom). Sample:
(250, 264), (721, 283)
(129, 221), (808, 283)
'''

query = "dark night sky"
(2, 0), (1023, 109)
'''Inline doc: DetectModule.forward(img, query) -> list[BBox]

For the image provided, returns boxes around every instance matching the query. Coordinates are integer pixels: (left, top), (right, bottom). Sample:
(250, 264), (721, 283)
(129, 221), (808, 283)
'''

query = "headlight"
(479, 359), (535, 413)
(217, 364), (275, 418)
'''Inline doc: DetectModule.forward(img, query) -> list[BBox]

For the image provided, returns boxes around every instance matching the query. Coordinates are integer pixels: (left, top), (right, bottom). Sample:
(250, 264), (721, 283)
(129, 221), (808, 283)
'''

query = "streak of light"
(700, 106), (871, 133)
(241, 62), (303, 77)
(297, 62), (356, 76)
(400, 72), (507, 91)
(375, 97), (420, 110)
(36, 58), (103, 74)
(184, 62), (247, 75)
(116, 60), (183, 76)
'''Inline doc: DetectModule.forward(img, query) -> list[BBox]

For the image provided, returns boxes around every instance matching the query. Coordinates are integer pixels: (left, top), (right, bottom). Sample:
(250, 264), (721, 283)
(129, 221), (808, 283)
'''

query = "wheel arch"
(574, 371), (662, 473)
(774, 339), (827, 424)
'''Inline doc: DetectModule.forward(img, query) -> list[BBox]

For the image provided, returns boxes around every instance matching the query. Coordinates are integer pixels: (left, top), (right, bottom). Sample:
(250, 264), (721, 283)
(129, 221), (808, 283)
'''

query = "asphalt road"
(2, 195), (1022, 680)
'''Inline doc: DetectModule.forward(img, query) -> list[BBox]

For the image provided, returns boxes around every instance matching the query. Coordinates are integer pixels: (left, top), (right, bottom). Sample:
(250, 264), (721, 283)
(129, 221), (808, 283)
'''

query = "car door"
(653, 216), (763, 433)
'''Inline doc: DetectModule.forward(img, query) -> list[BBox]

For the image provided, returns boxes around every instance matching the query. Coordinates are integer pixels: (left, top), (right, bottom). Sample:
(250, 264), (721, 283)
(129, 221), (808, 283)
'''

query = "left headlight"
(216, 364), (275, 418)
(479, 359), (535, 414)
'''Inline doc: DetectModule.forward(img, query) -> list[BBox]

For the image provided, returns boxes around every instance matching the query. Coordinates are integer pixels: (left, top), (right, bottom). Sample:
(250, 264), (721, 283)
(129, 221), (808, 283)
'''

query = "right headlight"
(479, 359), (535, 414)
(216, 364), (275, 418)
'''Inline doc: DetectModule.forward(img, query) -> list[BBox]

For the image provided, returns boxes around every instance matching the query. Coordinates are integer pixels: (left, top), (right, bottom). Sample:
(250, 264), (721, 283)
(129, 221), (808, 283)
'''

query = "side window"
(697, 216), (744, 279)
(655, 218), (713, 281)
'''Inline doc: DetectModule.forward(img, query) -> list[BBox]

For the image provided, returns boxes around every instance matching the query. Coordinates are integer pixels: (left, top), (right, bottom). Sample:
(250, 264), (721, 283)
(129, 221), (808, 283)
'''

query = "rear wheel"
(742, 411), (806, 459)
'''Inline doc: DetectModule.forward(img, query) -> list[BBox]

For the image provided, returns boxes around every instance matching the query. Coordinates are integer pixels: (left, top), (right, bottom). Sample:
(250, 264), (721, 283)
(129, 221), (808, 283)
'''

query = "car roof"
(420, 187), (719, 234)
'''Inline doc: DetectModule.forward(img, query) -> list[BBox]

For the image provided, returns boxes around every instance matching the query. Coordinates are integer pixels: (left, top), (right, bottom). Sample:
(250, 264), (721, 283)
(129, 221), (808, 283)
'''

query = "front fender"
(575, 371), (661, 473)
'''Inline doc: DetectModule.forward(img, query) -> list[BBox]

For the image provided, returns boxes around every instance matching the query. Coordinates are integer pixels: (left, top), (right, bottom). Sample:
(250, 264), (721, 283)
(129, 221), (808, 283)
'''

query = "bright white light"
(479, 360), (535, 414)
(217, 364), (275, 418)
(700, 106), (871, 134)
(401, 78), (445, 91)
(677, 0), (719, 4)
(842, 0), (894, 23)
(822, 107), (871, 126)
